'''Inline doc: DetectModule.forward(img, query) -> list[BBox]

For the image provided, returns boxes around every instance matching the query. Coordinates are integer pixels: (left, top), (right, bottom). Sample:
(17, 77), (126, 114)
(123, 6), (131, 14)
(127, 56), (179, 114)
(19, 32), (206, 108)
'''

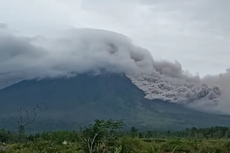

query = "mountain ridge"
(0, 73), (229, 131)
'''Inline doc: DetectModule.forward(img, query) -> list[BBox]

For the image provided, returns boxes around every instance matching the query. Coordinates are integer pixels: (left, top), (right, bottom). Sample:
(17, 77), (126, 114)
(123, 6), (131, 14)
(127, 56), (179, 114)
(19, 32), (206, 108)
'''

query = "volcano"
(0, 73), (229, 132)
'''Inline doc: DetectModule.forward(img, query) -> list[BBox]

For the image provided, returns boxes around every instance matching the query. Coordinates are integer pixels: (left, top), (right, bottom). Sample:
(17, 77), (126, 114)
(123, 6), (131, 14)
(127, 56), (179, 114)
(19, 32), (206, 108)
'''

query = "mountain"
(0, 73), (229, 132)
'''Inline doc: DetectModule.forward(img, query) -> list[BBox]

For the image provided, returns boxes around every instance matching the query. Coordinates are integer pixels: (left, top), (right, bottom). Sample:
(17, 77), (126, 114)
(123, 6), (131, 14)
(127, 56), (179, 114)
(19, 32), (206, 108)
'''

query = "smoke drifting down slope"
(0, 27), (229, 112)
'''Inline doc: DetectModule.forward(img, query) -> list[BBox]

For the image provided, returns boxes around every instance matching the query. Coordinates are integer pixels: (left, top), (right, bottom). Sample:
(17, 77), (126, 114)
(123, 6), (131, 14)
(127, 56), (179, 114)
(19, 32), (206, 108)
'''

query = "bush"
(121, 136), (144, 153)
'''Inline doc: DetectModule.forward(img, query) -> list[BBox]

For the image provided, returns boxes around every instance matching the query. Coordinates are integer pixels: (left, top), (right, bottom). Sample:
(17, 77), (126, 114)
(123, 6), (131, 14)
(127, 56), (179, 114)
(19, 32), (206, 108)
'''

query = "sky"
(0, 0), (229, 76)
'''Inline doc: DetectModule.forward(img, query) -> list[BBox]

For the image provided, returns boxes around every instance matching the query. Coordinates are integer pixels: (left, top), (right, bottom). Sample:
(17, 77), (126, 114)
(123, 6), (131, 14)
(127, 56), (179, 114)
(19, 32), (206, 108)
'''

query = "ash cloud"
(0, 27), (229, 113)
(200, 70), (230, 113)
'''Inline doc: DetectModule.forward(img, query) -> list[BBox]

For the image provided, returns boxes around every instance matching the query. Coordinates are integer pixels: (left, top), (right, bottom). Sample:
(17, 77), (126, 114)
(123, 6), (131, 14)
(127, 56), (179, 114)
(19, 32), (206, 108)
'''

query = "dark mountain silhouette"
(0, 73), (229, 131)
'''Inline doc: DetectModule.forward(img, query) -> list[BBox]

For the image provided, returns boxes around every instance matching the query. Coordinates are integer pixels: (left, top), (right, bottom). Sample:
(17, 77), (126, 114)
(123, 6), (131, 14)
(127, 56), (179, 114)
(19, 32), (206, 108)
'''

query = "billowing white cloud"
(0, 28), (153, 81)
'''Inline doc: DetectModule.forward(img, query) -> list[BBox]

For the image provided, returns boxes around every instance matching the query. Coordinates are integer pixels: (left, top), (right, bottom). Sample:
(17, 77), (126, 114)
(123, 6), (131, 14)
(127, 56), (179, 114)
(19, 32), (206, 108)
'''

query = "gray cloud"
(0, 0), (229, 77)
(141, 0), (230, 34)
(0, 23), (8, 29)
(79, 0), (230, 76)
(0, 28), (229, 114)
(0, 28), (153, 85)
(200, 70), (230, 113)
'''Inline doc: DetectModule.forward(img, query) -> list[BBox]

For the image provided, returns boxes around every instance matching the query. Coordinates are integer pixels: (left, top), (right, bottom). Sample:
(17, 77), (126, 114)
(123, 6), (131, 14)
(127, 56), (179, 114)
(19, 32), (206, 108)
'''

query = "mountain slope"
(0, 73), (229, 131)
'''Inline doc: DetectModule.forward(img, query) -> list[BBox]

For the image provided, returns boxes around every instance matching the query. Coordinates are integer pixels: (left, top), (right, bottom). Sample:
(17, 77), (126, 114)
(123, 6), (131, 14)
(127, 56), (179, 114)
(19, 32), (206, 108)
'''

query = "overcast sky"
(0, 0), (229, 76)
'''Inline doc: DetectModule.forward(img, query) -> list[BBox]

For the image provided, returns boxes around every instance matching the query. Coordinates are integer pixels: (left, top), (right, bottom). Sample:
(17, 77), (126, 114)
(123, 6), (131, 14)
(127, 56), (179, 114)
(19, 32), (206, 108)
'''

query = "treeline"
(133, 126), (230, 139)
(1, 125), (230, 143)
(1, 120), (230, 153)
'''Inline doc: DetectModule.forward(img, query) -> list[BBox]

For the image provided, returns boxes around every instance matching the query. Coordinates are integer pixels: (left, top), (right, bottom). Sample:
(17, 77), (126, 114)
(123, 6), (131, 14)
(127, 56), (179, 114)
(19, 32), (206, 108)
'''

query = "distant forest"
(1, 119), (230, 153)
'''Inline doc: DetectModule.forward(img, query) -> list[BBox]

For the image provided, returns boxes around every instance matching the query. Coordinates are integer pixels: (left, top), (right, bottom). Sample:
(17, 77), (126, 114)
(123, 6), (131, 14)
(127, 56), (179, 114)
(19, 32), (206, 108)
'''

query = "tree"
(146, 131), (152, 138)
(0, 129), (10, 143)
(17, 103), (47, 141)
(78, 119), (124, 153)
(130, 127), (138, 138)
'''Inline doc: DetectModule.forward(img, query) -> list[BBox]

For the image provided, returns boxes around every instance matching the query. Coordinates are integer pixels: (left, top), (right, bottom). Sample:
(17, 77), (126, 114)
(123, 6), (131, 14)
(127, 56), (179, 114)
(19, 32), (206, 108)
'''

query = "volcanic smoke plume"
(0, 27), (229, 113)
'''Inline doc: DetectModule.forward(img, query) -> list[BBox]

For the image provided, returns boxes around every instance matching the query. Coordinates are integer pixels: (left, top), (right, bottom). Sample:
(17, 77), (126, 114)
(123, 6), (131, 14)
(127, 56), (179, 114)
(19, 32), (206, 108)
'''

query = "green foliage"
(2, 121), (230, 153)
(78, 119), (124, 153)
(130, 127), (138, 138)
(120, 136), (143, 153)
(159, 139), (198, 153)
